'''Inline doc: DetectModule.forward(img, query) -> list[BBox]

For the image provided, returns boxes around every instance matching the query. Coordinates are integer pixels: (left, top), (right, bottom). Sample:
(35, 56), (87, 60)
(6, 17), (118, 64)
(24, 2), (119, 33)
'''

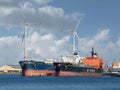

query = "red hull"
(22, 69), (102, 76)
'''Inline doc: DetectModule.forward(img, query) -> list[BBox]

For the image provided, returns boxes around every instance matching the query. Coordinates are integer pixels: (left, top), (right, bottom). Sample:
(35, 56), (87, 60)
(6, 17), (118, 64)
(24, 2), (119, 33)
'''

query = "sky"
(0, 0), (120, 66)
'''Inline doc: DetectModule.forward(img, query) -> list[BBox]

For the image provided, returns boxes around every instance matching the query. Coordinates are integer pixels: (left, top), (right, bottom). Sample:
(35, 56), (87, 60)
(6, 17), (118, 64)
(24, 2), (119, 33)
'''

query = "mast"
(19, 3), (28, 61)
(24, 20), (28, 61)
(72, 31), (76, 55)
(91, 47), (94, 57)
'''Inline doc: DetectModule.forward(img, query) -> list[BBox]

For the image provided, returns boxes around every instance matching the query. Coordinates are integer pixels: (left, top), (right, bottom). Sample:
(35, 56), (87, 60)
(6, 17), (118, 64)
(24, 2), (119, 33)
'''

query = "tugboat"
(109, 59), (120, 77)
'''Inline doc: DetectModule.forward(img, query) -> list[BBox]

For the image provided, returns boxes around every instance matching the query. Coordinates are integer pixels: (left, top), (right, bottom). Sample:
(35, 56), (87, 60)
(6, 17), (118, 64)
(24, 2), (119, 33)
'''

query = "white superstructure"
(61, 54), (82, 64)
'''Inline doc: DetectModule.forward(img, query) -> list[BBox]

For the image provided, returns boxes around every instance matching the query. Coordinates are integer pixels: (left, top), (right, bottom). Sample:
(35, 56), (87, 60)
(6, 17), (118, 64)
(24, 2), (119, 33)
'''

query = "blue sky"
(51, 0), (120, 38)
(0, 0), (120, 65)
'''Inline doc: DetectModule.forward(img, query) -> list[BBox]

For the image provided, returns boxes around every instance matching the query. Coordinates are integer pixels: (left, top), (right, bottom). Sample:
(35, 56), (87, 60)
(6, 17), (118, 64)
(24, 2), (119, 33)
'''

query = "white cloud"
(79, 28), (109, 49)
(20, 1), (34, 8)
(0, 29), (120, 65)
(0, 7), (12, 16)
(1, 0), (119, 65)
(34, 0), (52, 4)
(28, 32), (41, 43)
(0, 0), (80, 34)
(0, 0), (81, 65)
(116, 37), (120, 47)
(27, 32), (70, 59)
(0, 32), (71, 65)
(39, 6), (64, 17)
(55, 36), (70, 46)
(78, 28), (120, 63)
(28, 32), (54, 43)
(94, 28), (109, 42)
(0, 36), (22, 65)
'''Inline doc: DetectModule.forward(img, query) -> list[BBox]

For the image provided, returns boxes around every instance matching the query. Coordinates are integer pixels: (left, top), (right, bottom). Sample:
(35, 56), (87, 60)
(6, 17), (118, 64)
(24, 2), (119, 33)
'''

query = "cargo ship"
(19, 19), (103, 76)
(54, 47), (103, 76)
(19, 47), (103, 76)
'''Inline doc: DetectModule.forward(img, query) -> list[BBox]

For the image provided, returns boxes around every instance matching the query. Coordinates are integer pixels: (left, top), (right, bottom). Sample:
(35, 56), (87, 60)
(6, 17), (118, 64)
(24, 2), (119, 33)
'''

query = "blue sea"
(0, 74), (120, 90)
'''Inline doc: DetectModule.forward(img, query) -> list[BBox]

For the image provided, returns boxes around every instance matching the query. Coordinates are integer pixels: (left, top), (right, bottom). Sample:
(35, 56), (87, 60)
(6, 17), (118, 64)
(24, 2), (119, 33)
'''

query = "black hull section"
(54, 62), (103, 75)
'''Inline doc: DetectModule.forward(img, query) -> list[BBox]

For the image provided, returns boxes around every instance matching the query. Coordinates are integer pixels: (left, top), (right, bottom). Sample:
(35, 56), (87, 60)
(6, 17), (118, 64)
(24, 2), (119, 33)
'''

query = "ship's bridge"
(61, 55), (82, 64)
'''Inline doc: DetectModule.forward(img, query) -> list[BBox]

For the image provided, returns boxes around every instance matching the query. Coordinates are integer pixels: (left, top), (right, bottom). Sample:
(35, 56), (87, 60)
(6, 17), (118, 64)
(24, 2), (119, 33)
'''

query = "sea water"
(0, 74), (120, 90)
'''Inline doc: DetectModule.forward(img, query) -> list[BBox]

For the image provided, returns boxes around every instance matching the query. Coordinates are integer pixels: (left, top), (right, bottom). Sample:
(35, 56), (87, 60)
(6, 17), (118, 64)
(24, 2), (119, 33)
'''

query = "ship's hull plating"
(19, 61), (103, 76)
(22, 69), (102, 76)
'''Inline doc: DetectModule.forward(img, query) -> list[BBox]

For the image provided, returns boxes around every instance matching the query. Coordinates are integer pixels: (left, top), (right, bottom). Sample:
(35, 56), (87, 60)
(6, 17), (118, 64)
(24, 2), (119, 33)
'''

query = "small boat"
(110, 71), (120, 77)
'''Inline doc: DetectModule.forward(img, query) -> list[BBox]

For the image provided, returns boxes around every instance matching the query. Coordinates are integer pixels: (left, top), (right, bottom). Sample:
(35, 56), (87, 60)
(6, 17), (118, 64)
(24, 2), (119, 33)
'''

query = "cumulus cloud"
(0, 32), (71, 65)
(34, 0), (53, 4)
(1, 0), (120, 65)
(39, 6), (64, 17)
(0, 0), (80, 34)
(79, 28), (109, 50)
(0, 7), (13, 16)
(27, 32), (70, 59)
(78, 28), (120, 63)
(0, 0), (82, 65)
(0, 28), (120, 65)
(94, 28), (109, 42)
(0, 36), (22, 65)
(116, 37), (120, 47)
